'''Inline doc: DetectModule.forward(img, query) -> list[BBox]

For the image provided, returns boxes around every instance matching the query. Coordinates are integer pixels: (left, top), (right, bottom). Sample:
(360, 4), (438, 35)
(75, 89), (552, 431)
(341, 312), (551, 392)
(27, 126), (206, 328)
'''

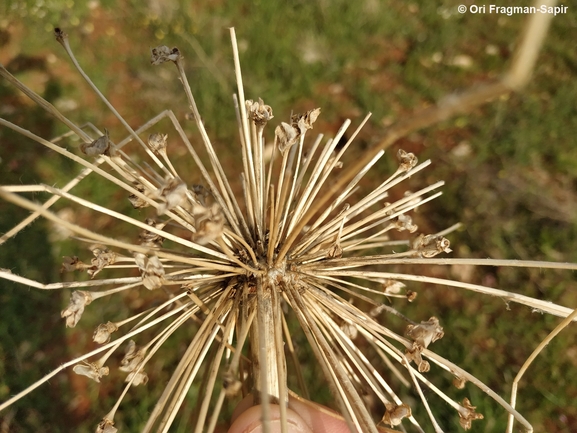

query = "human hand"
(228, 395), (352, 433)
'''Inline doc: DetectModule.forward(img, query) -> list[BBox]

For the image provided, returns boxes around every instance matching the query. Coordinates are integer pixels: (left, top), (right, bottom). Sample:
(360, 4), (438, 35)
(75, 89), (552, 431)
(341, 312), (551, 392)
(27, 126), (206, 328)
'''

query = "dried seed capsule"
(148, 133), (168, 154)
(150, 45), (181, 65)
(93, 321), (119, 344)
(276, 122), (298, 154)
(246, 98), (274, 126)
(80, 130), (110, 156)
(382, 402), (412, 427)
(96, 418), (117, 433)
(406, 317), (444, 348)
(397, 149), (418, 172)
(73, 361), (109, 383)
(61, 290), (93, 328)
(291, 107), (321, 133)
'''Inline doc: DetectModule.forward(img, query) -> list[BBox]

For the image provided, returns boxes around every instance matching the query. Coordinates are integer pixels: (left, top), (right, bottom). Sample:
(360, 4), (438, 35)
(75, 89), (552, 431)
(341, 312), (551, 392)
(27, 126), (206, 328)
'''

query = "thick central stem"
(250, 275), (287, 407)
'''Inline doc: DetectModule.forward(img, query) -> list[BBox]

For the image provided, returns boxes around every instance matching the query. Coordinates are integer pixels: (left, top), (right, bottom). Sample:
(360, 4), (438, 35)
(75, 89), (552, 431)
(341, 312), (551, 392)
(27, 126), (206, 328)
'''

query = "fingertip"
(228, 404), (313, 433)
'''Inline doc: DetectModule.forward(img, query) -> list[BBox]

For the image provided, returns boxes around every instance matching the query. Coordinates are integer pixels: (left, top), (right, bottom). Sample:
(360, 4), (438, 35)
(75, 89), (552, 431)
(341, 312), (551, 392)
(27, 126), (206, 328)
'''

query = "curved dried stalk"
(0, 1), (574, 431)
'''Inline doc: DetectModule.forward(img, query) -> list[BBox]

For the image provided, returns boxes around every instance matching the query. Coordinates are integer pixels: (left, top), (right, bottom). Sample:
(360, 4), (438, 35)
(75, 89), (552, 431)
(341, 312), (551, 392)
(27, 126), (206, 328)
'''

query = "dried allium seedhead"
(61, 290), (93, 328)
(412, 234), (452, 258)
(458, 398), (484, 430)
(80, 130), (110, 156)
(247, 98), (274, 126)
(93, 321), (119, 344)
(2, 24), (572, 433)
(397, 149), (418, 172)
(381, 402), (412, 427)
(150, 45), (181, 65)
(406, 317), (444, 349)
(148, 133), (168, 154)
(73, 362), (109, 383)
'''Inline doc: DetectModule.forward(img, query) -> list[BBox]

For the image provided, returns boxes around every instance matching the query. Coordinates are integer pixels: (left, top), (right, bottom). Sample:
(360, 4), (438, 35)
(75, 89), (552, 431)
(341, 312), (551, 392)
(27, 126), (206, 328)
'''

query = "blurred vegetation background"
(0, 0), (576, 432)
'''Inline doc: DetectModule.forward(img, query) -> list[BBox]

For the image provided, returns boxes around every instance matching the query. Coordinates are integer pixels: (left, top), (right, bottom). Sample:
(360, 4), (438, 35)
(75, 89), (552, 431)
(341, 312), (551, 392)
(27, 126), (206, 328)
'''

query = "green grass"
(1, 1), (576, 431)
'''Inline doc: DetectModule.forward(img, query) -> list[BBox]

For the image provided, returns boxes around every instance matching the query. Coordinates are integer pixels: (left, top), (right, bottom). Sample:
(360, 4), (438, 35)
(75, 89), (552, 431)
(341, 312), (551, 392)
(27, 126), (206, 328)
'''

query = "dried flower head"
(0, 21), (576, 433)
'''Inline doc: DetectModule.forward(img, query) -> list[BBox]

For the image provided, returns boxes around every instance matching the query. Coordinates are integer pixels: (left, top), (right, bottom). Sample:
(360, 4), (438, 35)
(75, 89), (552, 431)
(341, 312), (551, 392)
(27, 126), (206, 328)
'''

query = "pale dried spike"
(506, 307), (577, 433)
(314, 268), (575, 321)
(1, 14), (572, 432)
(0, 294), (192, 414)
(307, 300), (419, 427)
(193, 295), (240, 433)
(170, 40), (248, 239)
(278, 116), (372, 259)
(55, 29), (173, 179)
(284, 282), (376, 433)
(144, 290), (235, 433)
(34, 183), (234, 263)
